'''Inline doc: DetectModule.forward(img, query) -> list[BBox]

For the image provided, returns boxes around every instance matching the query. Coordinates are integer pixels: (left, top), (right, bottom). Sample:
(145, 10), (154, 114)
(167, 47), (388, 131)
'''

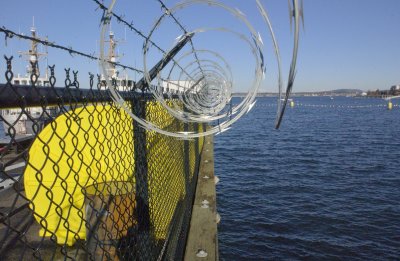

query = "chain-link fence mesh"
(0, 57), (205, 260)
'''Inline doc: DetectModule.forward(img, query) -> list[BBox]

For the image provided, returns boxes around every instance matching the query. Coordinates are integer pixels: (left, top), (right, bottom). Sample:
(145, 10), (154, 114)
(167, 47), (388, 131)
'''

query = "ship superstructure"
(1, 26), (137, 135)
(13, 19), (49, 87)
(1, 20), (52, 135)
(100, 30), (133, 91)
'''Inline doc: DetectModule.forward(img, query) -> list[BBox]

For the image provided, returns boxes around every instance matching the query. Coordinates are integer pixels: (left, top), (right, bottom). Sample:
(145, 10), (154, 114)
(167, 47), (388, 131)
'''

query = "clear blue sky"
(1, 0), (400, 92)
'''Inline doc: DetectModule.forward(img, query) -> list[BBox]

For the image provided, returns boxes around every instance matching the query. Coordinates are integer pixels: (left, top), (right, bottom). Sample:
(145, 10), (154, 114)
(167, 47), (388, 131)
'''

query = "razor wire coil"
(98, 0), (303, 138)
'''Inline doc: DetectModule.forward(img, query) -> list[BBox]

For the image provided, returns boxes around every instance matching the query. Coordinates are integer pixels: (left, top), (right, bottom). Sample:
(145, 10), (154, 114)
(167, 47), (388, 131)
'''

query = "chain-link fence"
(0, 56), (205, 260)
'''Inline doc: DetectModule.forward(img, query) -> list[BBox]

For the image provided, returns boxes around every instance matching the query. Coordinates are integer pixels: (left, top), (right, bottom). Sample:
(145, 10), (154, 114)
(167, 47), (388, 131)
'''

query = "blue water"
(215, 97), (400, 260)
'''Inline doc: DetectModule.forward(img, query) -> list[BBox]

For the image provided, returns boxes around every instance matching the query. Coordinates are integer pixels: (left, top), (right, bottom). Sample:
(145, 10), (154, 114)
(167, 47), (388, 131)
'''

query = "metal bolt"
(214, 176), (220, 185)
(201, 200), (209, 208)
(196, 249), (208, 258)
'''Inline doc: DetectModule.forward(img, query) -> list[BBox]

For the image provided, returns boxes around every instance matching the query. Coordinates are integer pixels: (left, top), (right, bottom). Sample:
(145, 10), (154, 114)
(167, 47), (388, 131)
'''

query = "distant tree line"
(366, 85), (400, 97)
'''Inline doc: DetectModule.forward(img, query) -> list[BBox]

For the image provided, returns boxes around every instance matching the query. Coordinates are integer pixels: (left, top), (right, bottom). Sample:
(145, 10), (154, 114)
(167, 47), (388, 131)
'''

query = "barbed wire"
(95, 0), (302, 138)
(98, 0), (265, 139)
(274, 0), (303, 129)
(0, 24), (192, 93)
(155, 0), (206, 79)
(0, 26), (143, 74)
(90, 0), (196, 83)
(0, 0), (303, 138)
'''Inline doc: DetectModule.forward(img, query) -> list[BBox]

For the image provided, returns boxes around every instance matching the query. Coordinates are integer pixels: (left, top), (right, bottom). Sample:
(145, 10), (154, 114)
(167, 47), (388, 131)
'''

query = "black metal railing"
(0, 57), (205, 260)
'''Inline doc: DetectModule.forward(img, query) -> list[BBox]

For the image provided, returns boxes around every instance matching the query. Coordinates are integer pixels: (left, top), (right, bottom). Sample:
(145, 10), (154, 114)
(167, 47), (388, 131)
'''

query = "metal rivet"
(201, 200), (209, 208)
(196, 249), (208, 258)
(216, 213), (221, 224)
(214, 176), (220, 185)
(204, 160), (209, 163)
(203, 175), (209, 179)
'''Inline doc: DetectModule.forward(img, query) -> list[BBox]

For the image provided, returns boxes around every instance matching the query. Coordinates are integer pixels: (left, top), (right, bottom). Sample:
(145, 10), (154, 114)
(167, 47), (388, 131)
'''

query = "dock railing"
(0, 56), (205, 260)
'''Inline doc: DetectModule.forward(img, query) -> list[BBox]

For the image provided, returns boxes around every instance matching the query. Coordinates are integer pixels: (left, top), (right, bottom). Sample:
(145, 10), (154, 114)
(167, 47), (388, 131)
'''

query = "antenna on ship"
(44, 36), (49, 79)
(107, 30), (118, 78)
(104, 28), (126, 79)
(18, 17), (48, 78)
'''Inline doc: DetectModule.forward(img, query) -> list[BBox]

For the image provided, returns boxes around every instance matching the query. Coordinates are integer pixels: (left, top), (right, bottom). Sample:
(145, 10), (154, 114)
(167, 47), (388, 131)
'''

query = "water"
(215, 97), (400, 260)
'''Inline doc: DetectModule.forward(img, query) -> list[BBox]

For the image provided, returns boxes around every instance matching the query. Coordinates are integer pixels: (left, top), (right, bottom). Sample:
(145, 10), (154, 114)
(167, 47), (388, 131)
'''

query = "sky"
(0, 0), (400, 92)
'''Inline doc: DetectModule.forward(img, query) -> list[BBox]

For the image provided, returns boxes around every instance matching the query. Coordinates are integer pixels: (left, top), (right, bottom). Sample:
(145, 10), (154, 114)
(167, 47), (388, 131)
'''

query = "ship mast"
(18, 17), (48, 78)
(106, 30), (119, 78)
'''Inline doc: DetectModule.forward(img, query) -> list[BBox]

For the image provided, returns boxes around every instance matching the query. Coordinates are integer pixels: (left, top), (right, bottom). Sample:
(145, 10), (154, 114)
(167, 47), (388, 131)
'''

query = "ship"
(0, 23), (135, 137)
(0, 21), (50, 137)
(100, 30), (134, 91)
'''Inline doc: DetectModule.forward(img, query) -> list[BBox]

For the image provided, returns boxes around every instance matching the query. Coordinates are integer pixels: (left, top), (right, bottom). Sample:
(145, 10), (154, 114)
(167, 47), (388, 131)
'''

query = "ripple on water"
(216, 97), (400, 260)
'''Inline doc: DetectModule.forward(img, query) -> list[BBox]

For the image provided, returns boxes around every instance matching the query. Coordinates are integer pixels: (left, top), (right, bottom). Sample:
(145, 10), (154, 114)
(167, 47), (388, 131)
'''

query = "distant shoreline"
(233, 87), (400, 98)
(232, 89), (363, 97)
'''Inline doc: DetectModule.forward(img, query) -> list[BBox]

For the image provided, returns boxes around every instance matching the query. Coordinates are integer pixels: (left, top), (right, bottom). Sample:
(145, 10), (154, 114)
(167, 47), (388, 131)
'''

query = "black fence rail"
(0, 57), (205, 260)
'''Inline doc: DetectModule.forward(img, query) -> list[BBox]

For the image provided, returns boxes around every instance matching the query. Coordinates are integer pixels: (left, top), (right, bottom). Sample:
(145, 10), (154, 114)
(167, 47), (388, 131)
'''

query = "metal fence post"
(184, 118), (190, 196)
(176, 111), (192, 259)
(132, 97), (152, 260)
(195, 123), (200, 172)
